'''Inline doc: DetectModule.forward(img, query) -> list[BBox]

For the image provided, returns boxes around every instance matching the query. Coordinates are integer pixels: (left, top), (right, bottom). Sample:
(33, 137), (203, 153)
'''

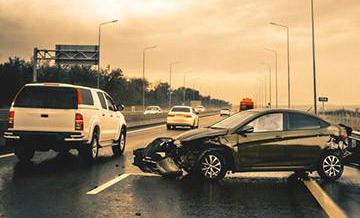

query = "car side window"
(97, 92), (107, 109)
(247, 113), (283, 132)
(105, 95), (116, 111)
(287, 113), (324, 130)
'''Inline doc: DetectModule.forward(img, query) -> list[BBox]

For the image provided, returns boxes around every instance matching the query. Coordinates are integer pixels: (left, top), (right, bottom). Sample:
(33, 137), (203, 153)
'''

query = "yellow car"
(166, 106), (199, 130)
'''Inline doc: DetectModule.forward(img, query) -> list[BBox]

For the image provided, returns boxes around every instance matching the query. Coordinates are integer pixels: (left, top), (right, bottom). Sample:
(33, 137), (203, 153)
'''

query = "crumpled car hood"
(175, 127), (228, 142)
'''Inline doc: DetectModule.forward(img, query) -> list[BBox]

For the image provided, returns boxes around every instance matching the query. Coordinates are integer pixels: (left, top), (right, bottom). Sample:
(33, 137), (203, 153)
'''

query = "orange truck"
(239, 98), (254, 111)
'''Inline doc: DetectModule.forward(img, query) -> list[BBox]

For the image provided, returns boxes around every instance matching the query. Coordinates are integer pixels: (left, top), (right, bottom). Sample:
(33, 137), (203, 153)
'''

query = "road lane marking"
(303, 179), (347, 218)
(0, 153), (14, 159)
(87, 173), (131, 195)
(130, 172), (161, 177)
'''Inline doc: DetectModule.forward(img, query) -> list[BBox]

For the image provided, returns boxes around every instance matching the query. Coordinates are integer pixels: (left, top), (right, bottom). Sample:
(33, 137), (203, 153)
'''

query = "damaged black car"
(133, 109), (352, 182)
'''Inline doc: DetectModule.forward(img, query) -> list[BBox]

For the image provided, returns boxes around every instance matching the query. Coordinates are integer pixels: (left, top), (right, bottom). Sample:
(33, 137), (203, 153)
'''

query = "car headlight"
(173, 139), (182, 147)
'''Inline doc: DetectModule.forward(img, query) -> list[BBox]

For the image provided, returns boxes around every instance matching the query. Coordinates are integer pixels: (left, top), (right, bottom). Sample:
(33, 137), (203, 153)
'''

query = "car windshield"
(211, 111), (256, 129)
(171, 107), (190, 112)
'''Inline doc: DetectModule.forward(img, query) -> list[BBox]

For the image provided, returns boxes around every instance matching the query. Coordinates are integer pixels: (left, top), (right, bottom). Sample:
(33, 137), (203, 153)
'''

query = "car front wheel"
(196, 151), (227, 182)
(317, 152), (344, 182)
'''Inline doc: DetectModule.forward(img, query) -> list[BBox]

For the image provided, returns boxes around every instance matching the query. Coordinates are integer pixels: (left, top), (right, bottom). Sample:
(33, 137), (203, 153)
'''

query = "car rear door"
(12, 86), (77, 132)
(236, 112), (288, 167)
(104, 93), (119, 140)
(282, 112), (329, 167)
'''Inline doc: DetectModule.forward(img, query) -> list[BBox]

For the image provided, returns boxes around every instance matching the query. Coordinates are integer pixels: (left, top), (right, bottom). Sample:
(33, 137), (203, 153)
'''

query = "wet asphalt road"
(0, 115), (359, 218)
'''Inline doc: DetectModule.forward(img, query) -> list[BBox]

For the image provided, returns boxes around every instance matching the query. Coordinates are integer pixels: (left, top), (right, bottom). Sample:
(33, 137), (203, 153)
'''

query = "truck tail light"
(184, 114), (193, 118)
(75, 113), (84, 131)
(8, 111), (15, 128)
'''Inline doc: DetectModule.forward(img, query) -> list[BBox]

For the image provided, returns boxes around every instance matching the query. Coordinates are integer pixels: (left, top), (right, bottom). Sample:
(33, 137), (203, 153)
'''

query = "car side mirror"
(117, 104), (125, 111)
(238, 125), (254, 135)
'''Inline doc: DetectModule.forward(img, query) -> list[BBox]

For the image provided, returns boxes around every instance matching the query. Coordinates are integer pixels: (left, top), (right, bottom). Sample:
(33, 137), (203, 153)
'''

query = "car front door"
(282, 112), (329, 167)
(236, 112), (288, 168)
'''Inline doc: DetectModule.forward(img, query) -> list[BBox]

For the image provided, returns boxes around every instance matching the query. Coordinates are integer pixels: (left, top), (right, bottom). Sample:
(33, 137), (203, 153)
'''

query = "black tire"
(112, 130), (126, 156)
(317, 151), (344, 182)
(166, 125), (171, 130)
(80, 130), (99, 161)
(15, 146), (34, 162)
(195, 151), (227, 182)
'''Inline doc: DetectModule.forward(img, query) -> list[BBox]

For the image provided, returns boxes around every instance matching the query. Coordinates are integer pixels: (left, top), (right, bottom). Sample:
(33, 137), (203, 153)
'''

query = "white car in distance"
(166, 106), (199, 130)
(144, 106), (162, 115)
(194, 105), (205, 113)
(220, 108), (231, 116)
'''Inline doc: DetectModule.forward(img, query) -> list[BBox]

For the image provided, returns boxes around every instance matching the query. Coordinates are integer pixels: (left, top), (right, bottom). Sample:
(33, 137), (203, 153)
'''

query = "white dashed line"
(0, 153), (14, 159)
(87, 173), (131, 195)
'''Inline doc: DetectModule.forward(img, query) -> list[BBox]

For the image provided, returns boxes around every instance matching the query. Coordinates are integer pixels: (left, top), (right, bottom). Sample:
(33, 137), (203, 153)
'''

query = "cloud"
(0, 0), (359, 105)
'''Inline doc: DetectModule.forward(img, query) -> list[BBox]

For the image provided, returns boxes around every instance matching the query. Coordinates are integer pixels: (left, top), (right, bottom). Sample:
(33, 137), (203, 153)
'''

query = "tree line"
(0, 57), (230, 108)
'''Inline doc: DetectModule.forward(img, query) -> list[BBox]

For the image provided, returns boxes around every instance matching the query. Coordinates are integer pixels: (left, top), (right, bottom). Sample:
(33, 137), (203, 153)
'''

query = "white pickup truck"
(4, 83), (127, 162)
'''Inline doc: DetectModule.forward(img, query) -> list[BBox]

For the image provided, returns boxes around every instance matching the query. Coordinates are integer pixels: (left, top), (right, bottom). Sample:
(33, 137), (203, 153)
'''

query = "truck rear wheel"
(112, 130), (126, 156)
(80, 131), (99, 161)
(15, 146), (35, 162)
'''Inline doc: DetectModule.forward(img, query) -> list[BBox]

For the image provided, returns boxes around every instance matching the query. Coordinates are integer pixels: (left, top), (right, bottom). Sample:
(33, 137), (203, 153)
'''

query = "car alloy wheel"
(322, 155), (341, 177)
(201, 154), (222, 179)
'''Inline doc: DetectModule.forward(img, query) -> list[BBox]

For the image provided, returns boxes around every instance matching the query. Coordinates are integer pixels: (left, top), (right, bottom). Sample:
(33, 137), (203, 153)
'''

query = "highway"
(0, 115), (359, 217)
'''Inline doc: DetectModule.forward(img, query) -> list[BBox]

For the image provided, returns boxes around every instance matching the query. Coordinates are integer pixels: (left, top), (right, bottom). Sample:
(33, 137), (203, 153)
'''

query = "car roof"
(247, 108), (323, 118)
(25, 83), (104, 92)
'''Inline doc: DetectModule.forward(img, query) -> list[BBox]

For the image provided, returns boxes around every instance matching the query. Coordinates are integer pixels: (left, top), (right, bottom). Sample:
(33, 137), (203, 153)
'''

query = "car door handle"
(102, 113), (105, 116)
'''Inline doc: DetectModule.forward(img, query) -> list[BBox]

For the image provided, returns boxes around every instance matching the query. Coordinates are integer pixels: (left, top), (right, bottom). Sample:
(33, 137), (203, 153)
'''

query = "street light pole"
(261, 63), (272, 108)
(97, 19), (118, 89)
(311, 0), (318, 114)
(265, 48), (278, 108)
(270, 22), (291, 108)
(169, 61), (180, 108)
(142, 45), (157, 112)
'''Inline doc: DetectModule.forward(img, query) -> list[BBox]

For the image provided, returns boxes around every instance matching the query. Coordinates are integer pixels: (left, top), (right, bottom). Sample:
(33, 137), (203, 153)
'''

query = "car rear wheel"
(112, 130), (126, 156)
(318, 152), (344, 182)
(166, 124), (171, 130)
(196, 151), (227, 182)
(15, 146), (34, 162)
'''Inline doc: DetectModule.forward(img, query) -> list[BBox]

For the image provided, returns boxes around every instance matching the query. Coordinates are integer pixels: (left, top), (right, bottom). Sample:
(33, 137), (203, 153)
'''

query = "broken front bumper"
(133, 137), (183, 177)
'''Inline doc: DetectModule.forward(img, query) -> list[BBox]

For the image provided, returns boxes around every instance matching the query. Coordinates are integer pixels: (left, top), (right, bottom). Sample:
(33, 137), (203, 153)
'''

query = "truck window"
(14, 86), (77, 109)
(97, 92), (107, 109)
(79, 88), (94, 105)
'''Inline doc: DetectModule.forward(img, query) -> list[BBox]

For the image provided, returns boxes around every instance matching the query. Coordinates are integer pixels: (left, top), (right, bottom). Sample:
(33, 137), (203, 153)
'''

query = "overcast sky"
(0, 0), (359, 106)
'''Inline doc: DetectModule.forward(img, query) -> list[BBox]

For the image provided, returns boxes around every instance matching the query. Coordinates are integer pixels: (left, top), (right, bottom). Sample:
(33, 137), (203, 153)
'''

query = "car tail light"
(76, 89), (83, 105)
(168, 114), (175, 117)
(75, 113), (84, 130)
(8, 111), (15, 128)
(184, 114), (193, 118)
